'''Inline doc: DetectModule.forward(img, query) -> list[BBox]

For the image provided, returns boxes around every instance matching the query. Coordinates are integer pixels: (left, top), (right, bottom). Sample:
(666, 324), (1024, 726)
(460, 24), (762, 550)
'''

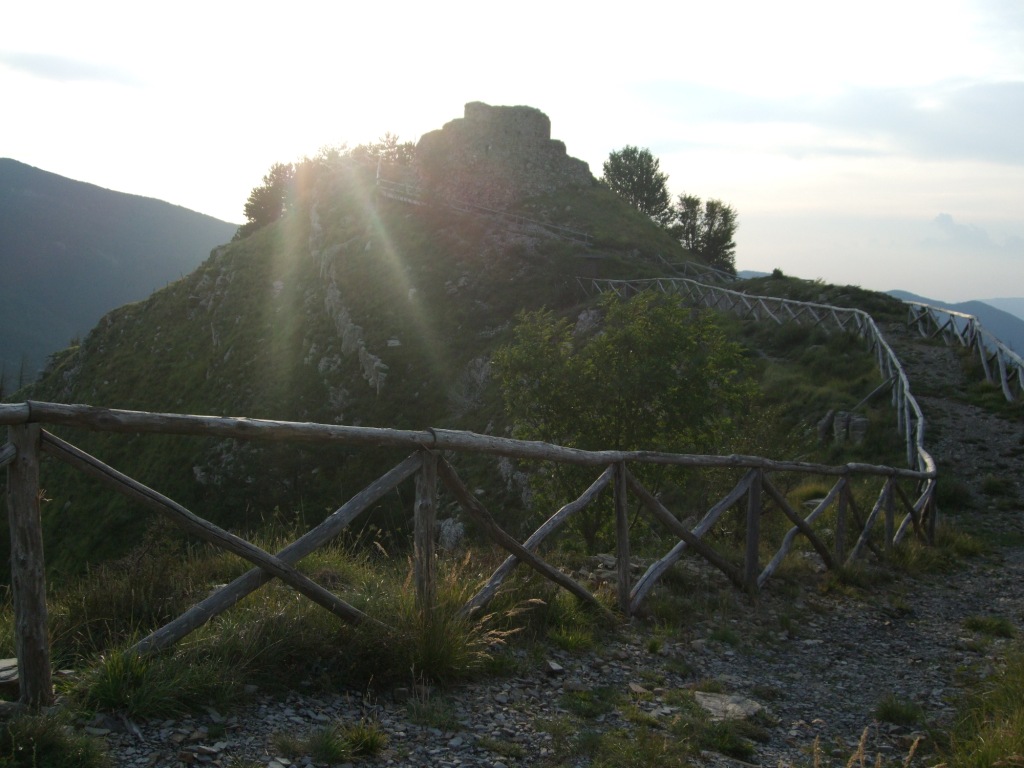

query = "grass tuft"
(71, 648), (239, 718)
(0, 711), (108, 768)
(874, 693), (925, 726)
(964, 614), (1016, 639)
(271, 719), (387, 763)
(405, 693), (458, 729)
(942, 648), (1024, 766)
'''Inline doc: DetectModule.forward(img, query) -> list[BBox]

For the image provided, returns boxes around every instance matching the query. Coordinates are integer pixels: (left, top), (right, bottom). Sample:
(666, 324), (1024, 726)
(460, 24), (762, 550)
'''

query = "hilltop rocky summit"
(416, 102), (594, 209)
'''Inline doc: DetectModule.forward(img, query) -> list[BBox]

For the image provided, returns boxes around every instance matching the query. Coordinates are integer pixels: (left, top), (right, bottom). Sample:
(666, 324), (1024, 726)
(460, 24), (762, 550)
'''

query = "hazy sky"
(3, 0), (1022, 302)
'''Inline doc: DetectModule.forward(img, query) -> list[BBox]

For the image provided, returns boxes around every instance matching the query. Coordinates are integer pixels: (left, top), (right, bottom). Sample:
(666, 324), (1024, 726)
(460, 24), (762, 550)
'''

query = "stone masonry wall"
(415, 102), (593, 209)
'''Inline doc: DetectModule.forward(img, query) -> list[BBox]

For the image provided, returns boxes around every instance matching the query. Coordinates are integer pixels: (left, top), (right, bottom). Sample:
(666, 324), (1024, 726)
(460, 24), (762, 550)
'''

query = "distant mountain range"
(0, 158), (237, 385)
(982, 297), (1024, 323)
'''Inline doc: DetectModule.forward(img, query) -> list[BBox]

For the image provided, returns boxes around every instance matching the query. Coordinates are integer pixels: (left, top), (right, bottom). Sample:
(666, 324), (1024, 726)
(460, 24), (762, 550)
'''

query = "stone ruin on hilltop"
(415, 102), (594, 210)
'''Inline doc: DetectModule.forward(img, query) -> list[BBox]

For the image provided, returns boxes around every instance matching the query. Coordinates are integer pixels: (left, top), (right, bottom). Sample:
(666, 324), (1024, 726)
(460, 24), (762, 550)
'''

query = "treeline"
(232, 133), (415, 241)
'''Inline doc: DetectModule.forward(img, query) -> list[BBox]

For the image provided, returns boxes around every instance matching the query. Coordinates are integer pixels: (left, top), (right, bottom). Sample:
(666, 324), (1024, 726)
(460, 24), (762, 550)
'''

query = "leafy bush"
(494, 291), (758, 547)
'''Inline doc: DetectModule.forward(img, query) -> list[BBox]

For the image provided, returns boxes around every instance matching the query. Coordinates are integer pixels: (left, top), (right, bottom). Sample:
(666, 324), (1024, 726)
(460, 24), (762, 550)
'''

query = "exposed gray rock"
(693, 691), (763, 721)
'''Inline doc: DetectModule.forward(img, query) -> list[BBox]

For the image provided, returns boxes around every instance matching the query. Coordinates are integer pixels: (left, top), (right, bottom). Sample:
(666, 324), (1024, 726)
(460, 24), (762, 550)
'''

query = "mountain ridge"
(0, 158), (238, 382)
(981, 296), (1024, 323)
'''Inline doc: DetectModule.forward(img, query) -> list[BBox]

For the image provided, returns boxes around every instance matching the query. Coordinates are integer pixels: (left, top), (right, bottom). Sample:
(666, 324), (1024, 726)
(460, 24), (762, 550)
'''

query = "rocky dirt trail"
(100, 325), (1024, 768)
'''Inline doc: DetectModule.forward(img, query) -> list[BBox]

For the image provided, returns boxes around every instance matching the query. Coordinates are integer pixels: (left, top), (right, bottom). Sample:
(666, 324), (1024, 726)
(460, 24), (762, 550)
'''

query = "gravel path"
(97, 325), (1024, 768)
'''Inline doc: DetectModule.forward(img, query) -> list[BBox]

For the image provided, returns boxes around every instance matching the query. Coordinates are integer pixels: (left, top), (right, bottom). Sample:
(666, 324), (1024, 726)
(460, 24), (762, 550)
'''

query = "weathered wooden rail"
(578, 277), (933, 473)
(653, 253), (737, 285)
(906, 302), (1024, 402)
(3, 399), (935, 710)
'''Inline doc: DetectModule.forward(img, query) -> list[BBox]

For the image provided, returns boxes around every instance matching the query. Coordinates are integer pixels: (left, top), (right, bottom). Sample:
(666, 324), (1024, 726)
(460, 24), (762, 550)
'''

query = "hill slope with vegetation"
(9, 138), (907, 577)
(15, 148), (697, 570)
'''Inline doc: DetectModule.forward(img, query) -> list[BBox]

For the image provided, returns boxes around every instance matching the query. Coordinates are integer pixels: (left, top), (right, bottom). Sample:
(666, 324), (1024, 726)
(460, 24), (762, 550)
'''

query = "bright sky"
(3, 0), (1022, 302)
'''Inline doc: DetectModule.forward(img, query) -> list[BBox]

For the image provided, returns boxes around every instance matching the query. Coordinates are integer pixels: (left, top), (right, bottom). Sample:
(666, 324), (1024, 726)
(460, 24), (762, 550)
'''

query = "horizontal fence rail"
(906, 302), (1024, 402)
(653, 253), (737, 285)
(4, 400), (936, 710)
(577, 277), (935, 477)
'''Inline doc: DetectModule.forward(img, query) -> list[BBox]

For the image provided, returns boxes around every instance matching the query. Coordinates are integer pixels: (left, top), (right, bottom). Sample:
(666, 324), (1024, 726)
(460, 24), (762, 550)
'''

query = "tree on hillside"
(493, 292), (756, 547)
(601, 145), (672, 226)
(672, 194), (738, 275)
(233, 162), (296, 241)
(349, 132), (416, 170)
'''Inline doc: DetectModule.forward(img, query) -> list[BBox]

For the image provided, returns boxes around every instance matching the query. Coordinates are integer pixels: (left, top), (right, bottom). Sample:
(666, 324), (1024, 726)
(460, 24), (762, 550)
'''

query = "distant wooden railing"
(653, 253), (737, 284)
(3, 400), (935, 710)
(906, 302), (1024, 402)
(578, 277), (934, 475)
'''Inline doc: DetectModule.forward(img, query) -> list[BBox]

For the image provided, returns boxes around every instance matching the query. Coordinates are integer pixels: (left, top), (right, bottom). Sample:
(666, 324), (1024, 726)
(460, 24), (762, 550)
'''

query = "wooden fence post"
(414, 450), (438, 616)
(926, 490), (937, 544)
(744, 469), (763, 592)
(6, 424), (54, 709)
(834, 482), (847, 563)
(614, 462), (630, 615)
(884, 480), (895, 553)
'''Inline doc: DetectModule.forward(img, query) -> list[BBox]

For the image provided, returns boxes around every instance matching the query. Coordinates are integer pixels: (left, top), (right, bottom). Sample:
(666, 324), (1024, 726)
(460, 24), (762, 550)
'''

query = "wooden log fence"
(3, 401), (935, 710)
(653, 253), (736, 285)
(906, 302), (1024, 402)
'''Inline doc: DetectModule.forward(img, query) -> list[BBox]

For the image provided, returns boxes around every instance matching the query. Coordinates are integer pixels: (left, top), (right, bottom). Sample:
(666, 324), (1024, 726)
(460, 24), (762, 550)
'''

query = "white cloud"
(925, 214), (1024, 255)
(0, 52), (139, 86)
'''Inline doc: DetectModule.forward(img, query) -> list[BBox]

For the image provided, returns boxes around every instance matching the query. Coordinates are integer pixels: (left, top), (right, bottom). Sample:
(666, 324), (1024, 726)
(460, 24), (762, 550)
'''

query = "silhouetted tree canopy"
(233, 162), (295, 241)
(233, 135), (417, 241)
(671, 194), (738, 275)
(600, 146), (672, 226)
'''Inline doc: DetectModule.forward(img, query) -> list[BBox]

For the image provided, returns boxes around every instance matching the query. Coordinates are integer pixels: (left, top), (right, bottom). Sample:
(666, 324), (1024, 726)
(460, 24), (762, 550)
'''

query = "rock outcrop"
(415, 102), (593, 209)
